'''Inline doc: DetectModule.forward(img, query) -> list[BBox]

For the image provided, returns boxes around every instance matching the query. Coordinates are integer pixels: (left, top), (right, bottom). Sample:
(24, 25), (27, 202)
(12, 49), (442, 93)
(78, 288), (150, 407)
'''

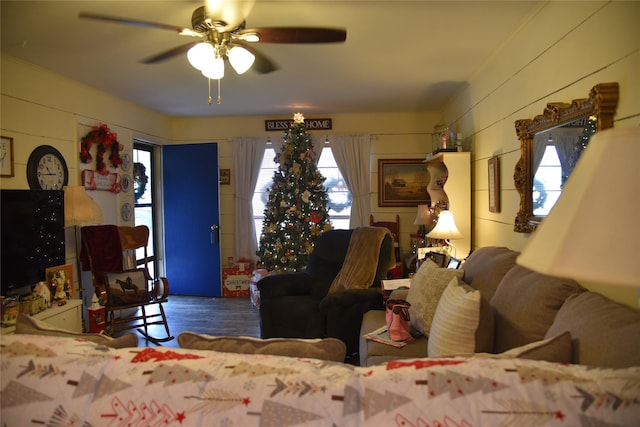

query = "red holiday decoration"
(310, 211), (322, 223)
(80, 123), (123, 174)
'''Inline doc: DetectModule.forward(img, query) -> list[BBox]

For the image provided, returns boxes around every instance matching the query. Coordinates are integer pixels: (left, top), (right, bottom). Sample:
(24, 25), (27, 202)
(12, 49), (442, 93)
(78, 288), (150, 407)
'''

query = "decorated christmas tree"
(257, 112), (332, 272)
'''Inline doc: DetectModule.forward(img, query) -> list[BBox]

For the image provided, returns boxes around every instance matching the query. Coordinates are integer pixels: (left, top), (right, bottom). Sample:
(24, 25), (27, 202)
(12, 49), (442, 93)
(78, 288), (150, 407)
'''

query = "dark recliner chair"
(257, 228), (392, 358)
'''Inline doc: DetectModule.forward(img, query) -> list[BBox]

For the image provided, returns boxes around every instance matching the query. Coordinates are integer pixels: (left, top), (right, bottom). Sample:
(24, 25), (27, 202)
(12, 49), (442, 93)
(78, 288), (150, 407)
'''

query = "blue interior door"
(163, 143), (221, 296)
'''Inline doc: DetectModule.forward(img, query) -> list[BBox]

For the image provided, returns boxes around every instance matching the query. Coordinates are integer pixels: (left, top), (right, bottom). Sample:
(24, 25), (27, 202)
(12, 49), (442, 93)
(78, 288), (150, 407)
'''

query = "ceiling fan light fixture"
(201, 56), (225, 80)
(187, 42), (215, 70)
(228, 46), (255, 74)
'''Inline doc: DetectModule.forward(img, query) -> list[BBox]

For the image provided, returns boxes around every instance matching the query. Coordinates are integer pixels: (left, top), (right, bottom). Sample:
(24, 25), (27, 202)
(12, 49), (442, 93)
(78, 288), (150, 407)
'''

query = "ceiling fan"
(79, 4), (347, 104)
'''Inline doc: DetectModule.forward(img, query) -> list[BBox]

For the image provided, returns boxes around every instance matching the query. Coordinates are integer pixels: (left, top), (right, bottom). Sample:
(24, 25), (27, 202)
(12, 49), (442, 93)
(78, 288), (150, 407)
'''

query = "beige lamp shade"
(516, 127), (640, 287)
(427, 210), (462, 240)
(64, 186), (103, 226)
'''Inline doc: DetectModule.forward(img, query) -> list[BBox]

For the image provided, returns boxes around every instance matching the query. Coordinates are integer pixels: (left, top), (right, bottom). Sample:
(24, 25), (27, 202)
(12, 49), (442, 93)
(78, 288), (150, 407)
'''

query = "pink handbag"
(385, 299), (414, 342)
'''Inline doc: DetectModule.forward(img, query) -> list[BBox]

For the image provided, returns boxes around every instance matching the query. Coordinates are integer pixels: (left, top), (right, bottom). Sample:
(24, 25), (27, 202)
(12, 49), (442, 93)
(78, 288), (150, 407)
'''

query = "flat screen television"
(1, 189), (65, 297)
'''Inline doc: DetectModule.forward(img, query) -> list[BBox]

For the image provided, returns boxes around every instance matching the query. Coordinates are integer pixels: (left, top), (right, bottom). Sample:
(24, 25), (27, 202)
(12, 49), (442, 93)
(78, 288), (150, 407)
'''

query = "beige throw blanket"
(327, 226), (396, 294)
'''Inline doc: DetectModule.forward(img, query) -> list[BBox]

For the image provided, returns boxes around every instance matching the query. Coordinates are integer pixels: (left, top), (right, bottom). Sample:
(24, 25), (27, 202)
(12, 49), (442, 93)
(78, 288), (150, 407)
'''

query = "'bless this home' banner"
(265, 118), (332, 131)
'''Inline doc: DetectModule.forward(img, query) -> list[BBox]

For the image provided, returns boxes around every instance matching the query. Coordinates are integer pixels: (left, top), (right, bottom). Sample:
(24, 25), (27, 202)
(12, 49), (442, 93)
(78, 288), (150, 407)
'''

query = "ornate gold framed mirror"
(513, 82), (618, 233)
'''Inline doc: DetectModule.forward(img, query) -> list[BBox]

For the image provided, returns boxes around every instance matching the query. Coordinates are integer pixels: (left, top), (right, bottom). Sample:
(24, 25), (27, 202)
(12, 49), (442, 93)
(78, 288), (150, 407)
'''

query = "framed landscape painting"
(378, 159), (429, 207)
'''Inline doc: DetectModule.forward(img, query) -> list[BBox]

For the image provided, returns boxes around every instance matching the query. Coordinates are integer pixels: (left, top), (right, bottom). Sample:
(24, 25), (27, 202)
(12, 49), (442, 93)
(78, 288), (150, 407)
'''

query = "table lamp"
(426, 209), (462, 257)
(517, 127), (640, 290)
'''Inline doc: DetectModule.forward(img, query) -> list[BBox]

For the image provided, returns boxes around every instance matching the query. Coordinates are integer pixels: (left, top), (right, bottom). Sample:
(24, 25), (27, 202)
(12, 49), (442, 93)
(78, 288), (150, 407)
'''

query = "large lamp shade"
(517, 127), (640, 287)
(64, 186), (103, 226)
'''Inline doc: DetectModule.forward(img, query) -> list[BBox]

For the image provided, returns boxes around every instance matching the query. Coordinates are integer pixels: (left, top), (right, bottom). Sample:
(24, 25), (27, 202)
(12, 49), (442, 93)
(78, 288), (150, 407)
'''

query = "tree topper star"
(293, 112), (305, 124)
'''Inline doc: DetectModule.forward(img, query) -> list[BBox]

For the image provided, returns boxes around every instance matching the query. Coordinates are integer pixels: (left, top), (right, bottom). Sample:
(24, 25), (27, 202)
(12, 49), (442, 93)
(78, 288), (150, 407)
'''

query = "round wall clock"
(27, 145), (69, 190)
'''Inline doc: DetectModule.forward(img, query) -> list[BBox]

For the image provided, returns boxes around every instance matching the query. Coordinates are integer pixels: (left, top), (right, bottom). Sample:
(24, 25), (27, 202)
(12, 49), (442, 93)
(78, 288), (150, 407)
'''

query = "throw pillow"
(474, 332), (572, 363)
(544, 292), (640, 368)
(490, 265), (584, 353)
(406, 259), (464, 336)
(427, 277), (493, 358)
(15, 313), (138, 348)
(177, 332), (347, 362)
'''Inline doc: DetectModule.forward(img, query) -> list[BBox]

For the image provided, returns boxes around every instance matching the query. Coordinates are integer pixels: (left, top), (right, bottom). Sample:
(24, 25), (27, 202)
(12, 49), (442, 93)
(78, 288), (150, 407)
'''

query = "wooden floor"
(125, 295), (261, 348)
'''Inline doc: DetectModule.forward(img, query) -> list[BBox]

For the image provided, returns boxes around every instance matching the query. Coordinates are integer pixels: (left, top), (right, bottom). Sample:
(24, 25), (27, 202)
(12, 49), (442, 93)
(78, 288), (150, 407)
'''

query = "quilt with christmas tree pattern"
(1, 334), (639, 426)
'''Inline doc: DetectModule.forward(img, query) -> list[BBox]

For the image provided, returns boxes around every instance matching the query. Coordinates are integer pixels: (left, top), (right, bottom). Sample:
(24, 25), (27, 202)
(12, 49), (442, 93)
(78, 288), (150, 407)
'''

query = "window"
(533, 145), (562, 216)
(253, 142), (351, 238)
(133, 142), (157, 276)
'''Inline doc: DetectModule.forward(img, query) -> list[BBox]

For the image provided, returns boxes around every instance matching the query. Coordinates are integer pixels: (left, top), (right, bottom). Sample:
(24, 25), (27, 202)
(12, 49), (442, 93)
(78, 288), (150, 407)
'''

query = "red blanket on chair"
(80, 225), (123, 272)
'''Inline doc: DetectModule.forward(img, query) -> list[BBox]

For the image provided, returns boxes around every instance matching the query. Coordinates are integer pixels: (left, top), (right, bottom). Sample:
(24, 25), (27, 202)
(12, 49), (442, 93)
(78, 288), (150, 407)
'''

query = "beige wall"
(441, 1), (640, 306)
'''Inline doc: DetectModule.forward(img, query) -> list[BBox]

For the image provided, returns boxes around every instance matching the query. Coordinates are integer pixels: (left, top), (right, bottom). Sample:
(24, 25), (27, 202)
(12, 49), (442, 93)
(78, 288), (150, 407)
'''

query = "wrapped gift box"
(222, 267), (252, 297)
(87, 305), (106, 333)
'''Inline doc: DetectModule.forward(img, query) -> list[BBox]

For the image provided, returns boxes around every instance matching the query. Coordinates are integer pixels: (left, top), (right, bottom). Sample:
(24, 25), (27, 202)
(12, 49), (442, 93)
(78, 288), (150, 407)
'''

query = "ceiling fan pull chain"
(217, 79), (222, 105)
(208, 79), (212, 105)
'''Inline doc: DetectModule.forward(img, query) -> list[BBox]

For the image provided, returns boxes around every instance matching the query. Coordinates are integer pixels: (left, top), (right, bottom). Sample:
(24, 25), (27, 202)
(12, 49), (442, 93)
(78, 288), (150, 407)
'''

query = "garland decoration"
(324, 177), (352, 213)
(80, 123), (123, 174)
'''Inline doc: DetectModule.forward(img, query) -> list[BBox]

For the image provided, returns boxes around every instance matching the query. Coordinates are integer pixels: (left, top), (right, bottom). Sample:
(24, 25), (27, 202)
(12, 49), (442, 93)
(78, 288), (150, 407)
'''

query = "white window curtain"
(271, 136), (285, 156)
(533, 133), (548, 174)
(232, 136), (268, 263)
(329, 134), (371, 228)
(310, 135), (326, 164)
(551, 128), (582, 181)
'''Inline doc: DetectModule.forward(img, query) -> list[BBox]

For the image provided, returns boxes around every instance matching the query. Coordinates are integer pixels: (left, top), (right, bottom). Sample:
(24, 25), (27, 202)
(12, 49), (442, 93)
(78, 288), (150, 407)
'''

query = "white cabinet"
(0, 299), (82, 335)
(424, 152), (471, 259)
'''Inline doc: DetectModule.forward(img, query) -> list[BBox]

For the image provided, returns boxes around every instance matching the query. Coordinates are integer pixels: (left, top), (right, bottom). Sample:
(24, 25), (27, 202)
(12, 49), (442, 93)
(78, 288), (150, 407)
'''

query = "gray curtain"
(329, 134), (371, 228)
(232, 136), (268, 263)
(552, 128), (581, 182)
(533, 133), (548, 174)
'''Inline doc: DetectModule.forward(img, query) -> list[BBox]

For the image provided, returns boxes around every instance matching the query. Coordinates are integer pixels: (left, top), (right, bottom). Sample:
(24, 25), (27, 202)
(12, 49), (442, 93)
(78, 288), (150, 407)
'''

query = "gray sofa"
(360, 246), (640, 368)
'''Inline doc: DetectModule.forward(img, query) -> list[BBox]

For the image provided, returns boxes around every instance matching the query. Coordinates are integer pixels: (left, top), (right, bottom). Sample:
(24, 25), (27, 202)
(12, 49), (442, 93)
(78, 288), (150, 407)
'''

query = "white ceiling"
(1, 1), (541, 117)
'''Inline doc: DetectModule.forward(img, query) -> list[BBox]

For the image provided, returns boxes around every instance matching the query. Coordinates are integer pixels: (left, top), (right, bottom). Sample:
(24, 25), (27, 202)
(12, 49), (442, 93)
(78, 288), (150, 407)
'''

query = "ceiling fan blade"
(78, 12), (197, 35)
(234, 41), (279, 74)
(238, 27), (347, 44)
(142, 42), (196, 64)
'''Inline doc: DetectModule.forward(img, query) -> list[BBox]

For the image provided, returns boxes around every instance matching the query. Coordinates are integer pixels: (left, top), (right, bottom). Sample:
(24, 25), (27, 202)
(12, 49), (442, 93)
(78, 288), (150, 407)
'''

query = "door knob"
(210, 224), (220, 244)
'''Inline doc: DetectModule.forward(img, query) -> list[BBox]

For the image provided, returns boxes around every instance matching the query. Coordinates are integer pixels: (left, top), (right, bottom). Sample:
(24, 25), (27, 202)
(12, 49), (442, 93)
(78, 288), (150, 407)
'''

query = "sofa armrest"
(319, 288), (385, 355)
(319, 287), (383, 309)
(257, 272), (314, 299)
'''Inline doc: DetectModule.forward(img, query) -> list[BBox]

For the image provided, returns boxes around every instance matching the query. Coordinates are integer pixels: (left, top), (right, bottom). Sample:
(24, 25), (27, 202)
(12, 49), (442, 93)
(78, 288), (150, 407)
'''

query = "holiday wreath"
(80, 123), (123, 174)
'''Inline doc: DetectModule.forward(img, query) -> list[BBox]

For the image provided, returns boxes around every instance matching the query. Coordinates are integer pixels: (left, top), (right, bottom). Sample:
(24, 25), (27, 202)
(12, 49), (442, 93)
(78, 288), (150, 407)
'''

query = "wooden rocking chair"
(81, 224), (173, 343)
(370, 214), (403, 278)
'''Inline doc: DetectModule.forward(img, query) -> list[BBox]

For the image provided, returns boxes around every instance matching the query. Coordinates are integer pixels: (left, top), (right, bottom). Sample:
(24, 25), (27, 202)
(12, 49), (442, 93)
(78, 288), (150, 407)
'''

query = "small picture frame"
(220, 168), (231, 185)
(425, 251), (447, 268)
(0, 136), (14, 177)
(488, 156), (500, 213)
(447, 256), (461, 269)
(45, 264), (74, 301)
